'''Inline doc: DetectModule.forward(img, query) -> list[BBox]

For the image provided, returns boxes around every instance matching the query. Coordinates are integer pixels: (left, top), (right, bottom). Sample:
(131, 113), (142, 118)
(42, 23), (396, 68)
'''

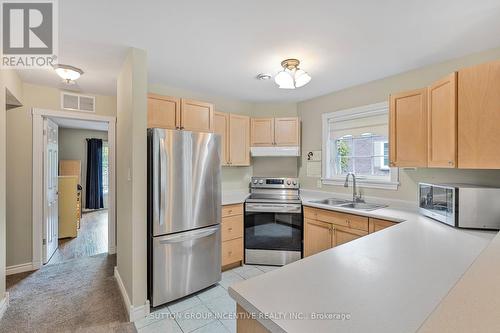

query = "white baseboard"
(114, 266), (150, 322)
(0, 293), (9, 319)
(6, 262), (36, 275)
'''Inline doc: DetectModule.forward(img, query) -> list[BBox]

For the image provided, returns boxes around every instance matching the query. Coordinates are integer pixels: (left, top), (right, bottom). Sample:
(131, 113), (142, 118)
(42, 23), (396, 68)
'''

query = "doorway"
(32, 109), (116, 268)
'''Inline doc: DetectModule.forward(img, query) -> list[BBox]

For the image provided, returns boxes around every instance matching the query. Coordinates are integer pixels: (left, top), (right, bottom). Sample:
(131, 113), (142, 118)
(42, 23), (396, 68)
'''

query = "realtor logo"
(1, 0), (58, 68)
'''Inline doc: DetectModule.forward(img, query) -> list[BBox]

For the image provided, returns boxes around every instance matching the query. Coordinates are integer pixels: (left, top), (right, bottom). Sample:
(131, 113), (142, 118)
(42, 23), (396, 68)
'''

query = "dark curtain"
(86, 138), (103, 209)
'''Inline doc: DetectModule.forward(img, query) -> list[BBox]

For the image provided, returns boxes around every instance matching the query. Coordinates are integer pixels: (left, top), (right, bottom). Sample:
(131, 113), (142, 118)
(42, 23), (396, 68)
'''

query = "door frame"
(32, 108), (117, 269)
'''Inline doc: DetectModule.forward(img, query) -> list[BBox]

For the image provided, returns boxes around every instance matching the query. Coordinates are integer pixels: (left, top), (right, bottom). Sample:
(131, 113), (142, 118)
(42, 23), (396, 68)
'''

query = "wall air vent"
(61, 92), (95, 112)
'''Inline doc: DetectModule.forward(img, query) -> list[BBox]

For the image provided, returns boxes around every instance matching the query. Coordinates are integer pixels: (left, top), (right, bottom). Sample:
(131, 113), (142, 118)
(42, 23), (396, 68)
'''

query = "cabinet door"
(369, 218), (397, 233)
(333, 227), (362, 247)
(304, 218), (333, 257)
(389, 88), (428, 167)
(229, 114), (250, 166)
(147, 94), (180, 129)
(458, 60), (500, 168)
(274, 117), (300, 146)
(180, 99), (214, 132)
(428, 73), (457, 168)
(251, 118), (274, 146)
(214, 112), (229, 165)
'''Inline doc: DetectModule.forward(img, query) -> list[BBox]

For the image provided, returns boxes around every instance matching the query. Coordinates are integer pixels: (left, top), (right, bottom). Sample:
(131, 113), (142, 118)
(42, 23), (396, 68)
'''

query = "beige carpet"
(0, 254), (136, 333)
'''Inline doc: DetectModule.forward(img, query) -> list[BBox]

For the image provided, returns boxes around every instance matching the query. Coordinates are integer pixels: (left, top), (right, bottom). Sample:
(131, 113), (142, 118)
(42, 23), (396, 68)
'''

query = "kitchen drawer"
(304, 206), (369, 232)
(369, 218), (397, 233)
(222, 204), (243, 218)
(221, 238), (243, 266)
(221, 215), (243, 241)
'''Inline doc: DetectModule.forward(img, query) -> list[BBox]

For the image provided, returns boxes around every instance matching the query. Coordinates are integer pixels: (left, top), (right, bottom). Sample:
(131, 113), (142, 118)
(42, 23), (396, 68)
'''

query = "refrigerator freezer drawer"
(152, 225), (222, 307)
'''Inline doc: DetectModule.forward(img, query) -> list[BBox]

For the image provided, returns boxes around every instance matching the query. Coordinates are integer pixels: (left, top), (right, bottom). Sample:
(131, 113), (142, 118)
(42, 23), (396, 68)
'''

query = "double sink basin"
(310, 198), (387, 211)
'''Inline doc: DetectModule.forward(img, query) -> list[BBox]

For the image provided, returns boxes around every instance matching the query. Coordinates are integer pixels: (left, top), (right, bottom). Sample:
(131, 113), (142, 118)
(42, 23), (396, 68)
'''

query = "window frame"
(321, 102), (399, 190)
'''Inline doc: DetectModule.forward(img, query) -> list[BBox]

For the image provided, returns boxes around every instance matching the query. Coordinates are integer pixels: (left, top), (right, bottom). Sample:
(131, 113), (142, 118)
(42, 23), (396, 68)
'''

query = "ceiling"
(17, 0), (500, 101)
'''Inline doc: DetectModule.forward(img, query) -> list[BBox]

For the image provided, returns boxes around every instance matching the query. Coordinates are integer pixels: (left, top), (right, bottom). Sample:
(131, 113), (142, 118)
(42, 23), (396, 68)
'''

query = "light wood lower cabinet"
(304, 218), (333, 257)
(369, 218), (397, 233)
(303, 207), (399, 257)
(221, 203), (244, 269)
(237, 305), (270, 333)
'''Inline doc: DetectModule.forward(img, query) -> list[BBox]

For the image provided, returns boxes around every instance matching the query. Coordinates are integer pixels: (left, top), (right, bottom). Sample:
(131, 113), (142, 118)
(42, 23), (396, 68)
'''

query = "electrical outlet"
(317, 179), (322, 188)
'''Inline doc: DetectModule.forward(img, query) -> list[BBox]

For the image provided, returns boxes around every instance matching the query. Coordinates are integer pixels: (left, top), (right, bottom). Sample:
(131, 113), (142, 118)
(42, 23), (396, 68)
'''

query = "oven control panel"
(250, 177), (299, 189)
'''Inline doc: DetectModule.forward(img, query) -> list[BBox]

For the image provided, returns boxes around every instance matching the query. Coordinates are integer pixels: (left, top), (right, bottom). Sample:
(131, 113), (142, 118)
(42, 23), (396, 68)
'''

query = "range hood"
(250, 146), (301, 157)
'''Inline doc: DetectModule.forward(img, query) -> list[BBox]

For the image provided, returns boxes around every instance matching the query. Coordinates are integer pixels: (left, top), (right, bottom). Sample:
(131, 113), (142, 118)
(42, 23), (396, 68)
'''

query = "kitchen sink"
(338, 202), (388, 211)
(310, 198), (387, 211)
(310, 198), (351, 206)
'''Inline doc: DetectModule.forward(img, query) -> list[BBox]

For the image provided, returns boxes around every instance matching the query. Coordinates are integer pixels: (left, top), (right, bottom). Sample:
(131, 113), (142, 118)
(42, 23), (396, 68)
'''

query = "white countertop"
(222, 190), (249, 205)
(229, 190), (497, 333)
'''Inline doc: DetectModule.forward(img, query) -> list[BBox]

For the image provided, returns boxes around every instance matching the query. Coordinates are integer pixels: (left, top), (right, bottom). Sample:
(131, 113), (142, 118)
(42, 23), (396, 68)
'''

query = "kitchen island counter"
(228, 203), (496, 333)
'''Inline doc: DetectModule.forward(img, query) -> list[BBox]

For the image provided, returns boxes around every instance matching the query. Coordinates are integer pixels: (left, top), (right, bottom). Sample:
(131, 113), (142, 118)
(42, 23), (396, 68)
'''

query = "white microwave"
(418, 183), (500, 230)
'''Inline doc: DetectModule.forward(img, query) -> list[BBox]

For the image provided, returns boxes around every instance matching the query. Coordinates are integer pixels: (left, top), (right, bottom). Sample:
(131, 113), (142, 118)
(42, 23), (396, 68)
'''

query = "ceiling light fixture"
(54, 64), (84, 84)
(256, 73), (272, 80)
(274, 58), (311, 89)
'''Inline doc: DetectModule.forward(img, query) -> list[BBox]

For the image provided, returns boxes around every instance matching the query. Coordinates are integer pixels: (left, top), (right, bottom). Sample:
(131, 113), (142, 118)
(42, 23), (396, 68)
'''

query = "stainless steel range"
(244, 177), (303, 266)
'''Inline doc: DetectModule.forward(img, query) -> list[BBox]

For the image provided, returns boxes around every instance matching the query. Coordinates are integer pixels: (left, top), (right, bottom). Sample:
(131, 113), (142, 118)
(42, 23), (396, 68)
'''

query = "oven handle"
(245, 203), (302, 214)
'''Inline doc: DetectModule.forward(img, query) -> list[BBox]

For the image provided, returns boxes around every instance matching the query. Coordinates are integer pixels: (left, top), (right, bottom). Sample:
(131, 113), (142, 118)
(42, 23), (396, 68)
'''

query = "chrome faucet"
(344, 173), (363, 203)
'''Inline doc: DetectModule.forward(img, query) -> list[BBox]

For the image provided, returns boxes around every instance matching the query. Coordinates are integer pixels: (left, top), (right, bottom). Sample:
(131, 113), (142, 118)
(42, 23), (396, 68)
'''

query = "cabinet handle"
(228, 227), (233, 231)
(228, 210), (232, 214)
(448, 161), (453, 165)
(228, 251), (232, 256)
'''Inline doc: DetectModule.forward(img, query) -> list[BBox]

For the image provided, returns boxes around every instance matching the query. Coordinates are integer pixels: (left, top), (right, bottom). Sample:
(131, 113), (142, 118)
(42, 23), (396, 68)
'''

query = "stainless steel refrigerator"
(147, 128), (222, 307)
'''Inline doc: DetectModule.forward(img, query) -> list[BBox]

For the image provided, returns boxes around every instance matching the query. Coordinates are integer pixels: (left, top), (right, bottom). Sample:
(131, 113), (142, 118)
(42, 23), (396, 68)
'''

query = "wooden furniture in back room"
(59, 160), (82, 227)
(58, 176), (79, 238)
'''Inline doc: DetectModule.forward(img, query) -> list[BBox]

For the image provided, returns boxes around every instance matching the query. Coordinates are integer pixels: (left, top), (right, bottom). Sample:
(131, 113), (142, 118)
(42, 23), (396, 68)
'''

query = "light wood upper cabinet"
(251, 117), (301, 147)
(458, 60), (500, 169)
(229, 114), (250, 166)
(304, 218), (333, 257)
(389, 88), (428, 167)
(274, 117), (300, 146)
(214, 112), (230, 165)
(428, 73), (457, 168)
(147, 94), (180, 129)
(180, 99), (214, 132)
(251, 118), (274, 146)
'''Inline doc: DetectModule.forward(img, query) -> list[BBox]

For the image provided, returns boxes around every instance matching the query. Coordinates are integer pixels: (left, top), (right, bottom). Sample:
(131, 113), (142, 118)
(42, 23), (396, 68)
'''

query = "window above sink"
(321, 102), (399, 190)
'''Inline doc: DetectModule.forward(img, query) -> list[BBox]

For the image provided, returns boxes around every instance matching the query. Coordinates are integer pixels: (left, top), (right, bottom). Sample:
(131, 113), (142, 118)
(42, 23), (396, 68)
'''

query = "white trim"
(114, 267), (150, 322)
(321, 102), (399, 190)
(32, 108), (117, 267)
(0, 293), (9, 319)
(6, 262), (35, 275)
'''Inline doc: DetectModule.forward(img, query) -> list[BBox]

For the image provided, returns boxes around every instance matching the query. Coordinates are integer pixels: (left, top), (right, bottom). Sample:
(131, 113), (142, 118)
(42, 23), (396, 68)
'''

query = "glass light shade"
(294, 69), (312, 88)
(274, 70), (295, 89)
(55, 67), (82, 81)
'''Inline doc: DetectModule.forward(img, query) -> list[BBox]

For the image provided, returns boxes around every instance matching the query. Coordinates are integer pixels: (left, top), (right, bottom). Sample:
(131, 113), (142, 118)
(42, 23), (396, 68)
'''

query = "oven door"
(244, 203), (302, 266)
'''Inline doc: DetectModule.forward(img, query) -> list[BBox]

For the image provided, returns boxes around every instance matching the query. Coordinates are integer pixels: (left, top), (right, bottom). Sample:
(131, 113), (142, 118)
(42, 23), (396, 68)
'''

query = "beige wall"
(298, 47), (500, 201)
(1, 69), (23, 305)
(6, 83), (116, 267)
(58, 128), (108, 209)
(116, 48), (148, 309)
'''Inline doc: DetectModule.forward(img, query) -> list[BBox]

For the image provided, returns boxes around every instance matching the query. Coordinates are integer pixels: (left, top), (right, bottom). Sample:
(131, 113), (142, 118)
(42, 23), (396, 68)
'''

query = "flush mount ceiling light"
(274, 58), (311, 89)
(54, 64), (84, 84)
(256, 73), (273, 80)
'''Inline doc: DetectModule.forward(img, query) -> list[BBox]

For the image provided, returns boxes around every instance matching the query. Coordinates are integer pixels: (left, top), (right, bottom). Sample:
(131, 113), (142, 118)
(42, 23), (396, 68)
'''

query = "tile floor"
(135, 264), (279, 333)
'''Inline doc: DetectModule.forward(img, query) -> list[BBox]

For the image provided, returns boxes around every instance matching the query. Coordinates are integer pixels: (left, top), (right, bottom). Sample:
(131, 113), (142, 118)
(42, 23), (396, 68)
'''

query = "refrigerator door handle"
(159, 226), (219, 244)
(159, 137), (167, 226)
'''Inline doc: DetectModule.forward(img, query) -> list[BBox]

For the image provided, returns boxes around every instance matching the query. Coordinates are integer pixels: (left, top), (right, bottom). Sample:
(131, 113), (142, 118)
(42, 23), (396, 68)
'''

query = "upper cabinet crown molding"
(389, 88), (428, 167)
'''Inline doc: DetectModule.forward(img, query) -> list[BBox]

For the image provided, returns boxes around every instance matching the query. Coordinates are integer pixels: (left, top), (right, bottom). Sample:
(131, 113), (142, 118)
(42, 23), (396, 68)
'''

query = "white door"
(43, 118), (59, 263)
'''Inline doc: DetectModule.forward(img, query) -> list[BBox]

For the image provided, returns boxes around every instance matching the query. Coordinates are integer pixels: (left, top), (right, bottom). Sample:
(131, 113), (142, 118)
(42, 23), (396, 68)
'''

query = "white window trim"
(321, 102), (399, 190)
